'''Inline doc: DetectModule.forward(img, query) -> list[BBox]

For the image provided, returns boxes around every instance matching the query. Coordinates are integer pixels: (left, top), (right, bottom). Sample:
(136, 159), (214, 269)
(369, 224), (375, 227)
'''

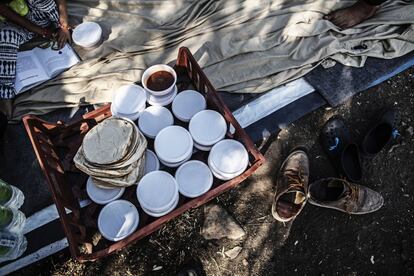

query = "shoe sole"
(307, 198), (383, 215)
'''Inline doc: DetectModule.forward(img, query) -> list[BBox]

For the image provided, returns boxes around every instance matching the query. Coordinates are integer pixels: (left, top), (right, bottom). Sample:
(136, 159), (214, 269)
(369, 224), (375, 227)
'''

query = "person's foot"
(324, 0), (379, 29)
(308, 178), (384, 214)
(271, 149), (309, 222)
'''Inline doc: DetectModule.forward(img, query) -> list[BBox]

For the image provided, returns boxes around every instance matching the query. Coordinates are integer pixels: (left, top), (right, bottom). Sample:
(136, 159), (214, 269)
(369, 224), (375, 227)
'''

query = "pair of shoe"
(321, 108), (399, 182)
(271, 150), (384, 222)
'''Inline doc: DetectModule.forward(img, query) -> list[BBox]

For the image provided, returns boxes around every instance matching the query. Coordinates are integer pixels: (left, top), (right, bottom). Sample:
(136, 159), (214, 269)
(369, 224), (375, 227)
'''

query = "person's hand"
(57, 26), (72, 49)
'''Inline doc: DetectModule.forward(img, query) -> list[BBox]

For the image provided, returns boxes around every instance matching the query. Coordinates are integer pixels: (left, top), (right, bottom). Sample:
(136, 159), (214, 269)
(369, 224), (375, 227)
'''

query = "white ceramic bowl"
(189, 110), (227, 147)
(86, 177), (125, 205)
(154, 126), (193, 164)
(146, 85), (177, 107)
(175, 160), (213, 198)
(72, 22), (102, 48)
(208, 139), (249, 180)
(142, 64), (177, 96)
(138, 106), (174, 139)
(136, 171), (179, 213)
(172, 90), (206, 122)
(97, 200), (139, 241)
(144, 149), (160, 175)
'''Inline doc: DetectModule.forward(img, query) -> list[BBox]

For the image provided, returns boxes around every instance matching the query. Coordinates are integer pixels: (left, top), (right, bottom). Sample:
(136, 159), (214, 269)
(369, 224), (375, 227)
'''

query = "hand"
(57, 27), (71, 49)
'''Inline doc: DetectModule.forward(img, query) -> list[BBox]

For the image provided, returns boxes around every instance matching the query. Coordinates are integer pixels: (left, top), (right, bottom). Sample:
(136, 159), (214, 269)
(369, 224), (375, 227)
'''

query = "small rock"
(242, 259), (249, 266)
(201, 204), (246, 240)
(370, 255), (375, 264)
(225, 246), (242, 259)
(407, 126), (413, 136)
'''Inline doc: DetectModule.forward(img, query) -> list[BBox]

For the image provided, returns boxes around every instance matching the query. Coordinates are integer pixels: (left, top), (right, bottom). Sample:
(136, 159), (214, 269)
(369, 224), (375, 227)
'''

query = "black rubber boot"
(361, 108), (400, 156)
(320, 116), (362, 182)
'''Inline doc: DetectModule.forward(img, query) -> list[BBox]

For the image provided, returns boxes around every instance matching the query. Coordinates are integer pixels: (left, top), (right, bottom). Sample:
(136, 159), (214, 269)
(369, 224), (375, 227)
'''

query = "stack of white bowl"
(154, 126), (193, 167)
(86, 177), (125, 205)
(144, 149), (160, 175)
(175, 160), (213, 198)
(189, 110), (227, 151)
(172, 90), (206, 122)
(208, 139), (249, 180)
(98, 199), (139, 241)
(136, 171), (179, 217)
(72, 22), (103, 49)
(142, 64), (177, 106)
(111, 84), (147, 121)
(138, 106), (174, 139)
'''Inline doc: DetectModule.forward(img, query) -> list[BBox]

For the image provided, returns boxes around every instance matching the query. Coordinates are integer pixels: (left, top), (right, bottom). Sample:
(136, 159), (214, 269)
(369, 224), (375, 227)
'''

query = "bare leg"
(324, 0), (379, 29)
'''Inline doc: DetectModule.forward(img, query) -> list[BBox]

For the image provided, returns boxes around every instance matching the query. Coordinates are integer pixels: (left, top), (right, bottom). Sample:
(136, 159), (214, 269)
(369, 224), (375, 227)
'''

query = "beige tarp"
(10, 0), (414, 121)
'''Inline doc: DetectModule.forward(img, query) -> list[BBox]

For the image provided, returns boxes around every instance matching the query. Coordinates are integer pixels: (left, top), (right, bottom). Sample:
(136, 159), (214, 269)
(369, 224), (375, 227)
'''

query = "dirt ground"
(15, 67), (414, 275)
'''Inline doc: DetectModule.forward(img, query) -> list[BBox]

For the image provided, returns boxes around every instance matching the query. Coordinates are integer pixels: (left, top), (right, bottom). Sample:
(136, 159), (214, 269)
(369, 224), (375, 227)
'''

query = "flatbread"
(82, 117), (135, 165)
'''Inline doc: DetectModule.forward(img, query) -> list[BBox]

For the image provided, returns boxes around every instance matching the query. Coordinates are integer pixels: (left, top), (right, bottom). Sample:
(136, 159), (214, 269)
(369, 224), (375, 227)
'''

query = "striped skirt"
(0, 0), (59, 99)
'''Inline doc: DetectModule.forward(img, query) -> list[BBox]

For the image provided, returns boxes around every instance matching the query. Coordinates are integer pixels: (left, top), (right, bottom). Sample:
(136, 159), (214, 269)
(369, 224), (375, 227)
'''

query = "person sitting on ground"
(325, 0), (385, 29)
(0, 0), (71, 100)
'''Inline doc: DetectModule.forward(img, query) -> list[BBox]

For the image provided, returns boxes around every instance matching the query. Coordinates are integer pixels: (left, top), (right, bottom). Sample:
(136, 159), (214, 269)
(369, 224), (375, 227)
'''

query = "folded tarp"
(11, 0), (414, 121)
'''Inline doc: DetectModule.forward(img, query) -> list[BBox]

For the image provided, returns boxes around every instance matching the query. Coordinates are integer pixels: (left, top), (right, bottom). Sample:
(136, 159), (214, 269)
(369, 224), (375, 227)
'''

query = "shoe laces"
(285, 168), (305, 190)
(344, 181), (359, 212)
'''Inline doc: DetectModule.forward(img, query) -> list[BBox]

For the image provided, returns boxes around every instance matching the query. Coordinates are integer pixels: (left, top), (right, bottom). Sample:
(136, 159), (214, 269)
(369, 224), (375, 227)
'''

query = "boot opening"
(277, 191), (306, 219)
(310, 179), (344, 201)
(365, 123), (392, 154)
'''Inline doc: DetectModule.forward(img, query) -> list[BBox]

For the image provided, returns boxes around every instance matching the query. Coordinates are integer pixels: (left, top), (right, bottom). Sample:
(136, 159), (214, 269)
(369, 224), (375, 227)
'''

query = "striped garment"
(0, 0), (59, 99)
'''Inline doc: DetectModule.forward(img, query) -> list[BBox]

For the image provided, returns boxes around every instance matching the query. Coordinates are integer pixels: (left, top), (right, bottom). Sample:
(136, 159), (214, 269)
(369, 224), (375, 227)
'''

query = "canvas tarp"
(10, 0), (414, 121)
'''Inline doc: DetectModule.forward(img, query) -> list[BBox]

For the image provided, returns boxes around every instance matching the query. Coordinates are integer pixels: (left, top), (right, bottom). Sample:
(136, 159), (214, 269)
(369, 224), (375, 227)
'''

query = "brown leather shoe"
(271, 150), (309, 222)
(308, 178), (383, 214)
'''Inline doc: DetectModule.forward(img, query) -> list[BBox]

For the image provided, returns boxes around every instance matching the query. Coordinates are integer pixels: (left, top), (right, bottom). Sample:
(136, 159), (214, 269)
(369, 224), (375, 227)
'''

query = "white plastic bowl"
(111, 103), (143, 121)
(208, 139), (249, 180)
(136, 171), (179, 213)
(208, 155), (247, 181)
(138, 106), (174, 139)
(146, 85), (177, 107)
(86, 177), (125, 205)
(158, 151), (192, 168)
(172, 90), (206, 122)
(97, 200), (139, 241)
(144, 149), (160, 174)
(154, 126), (193, 164)
(189, 110), (227, 147)
(140, 194), (179, 217)
(142, 64), (177, 96)
(175, 160), (213, 198)
(112, 84), (147, 115)
(72, 22), (102, 48)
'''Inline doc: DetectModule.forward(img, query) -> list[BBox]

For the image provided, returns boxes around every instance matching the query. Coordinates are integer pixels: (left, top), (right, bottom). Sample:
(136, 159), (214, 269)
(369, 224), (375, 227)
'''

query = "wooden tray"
(23, 47), (265, 261)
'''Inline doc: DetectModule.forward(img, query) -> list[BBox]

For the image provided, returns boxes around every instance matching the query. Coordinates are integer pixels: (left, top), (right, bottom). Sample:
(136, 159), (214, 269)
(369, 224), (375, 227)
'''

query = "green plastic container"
(0, 179), (12, 205)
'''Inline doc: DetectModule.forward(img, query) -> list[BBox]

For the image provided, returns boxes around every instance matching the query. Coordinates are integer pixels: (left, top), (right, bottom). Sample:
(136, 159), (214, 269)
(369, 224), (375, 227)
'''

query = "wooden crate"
(23, 47), (265, 261)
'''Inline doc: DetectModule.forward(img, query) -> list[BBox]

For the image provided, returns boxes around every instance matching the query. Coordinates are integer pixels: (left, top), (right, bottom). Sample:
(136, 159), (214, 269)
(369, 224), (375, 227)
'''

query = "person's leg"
(0, 26), (28, 99)
(324, 0), (386, 29)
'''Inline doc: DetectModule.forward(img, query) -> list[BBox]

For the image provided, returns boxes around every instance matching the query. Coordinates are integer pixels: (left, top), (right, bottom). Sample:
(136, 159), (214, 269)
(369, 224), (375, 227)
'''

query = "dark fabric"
(364, 0), (387, 5)
(305, 51), (414, 107)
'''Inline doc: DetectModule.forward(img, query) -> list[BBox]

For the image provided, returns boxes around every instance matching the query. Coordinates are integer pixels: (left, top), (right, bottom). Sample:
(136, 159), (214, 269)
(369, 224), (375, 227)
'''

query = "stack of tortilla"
(74, 117), (147, 188)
